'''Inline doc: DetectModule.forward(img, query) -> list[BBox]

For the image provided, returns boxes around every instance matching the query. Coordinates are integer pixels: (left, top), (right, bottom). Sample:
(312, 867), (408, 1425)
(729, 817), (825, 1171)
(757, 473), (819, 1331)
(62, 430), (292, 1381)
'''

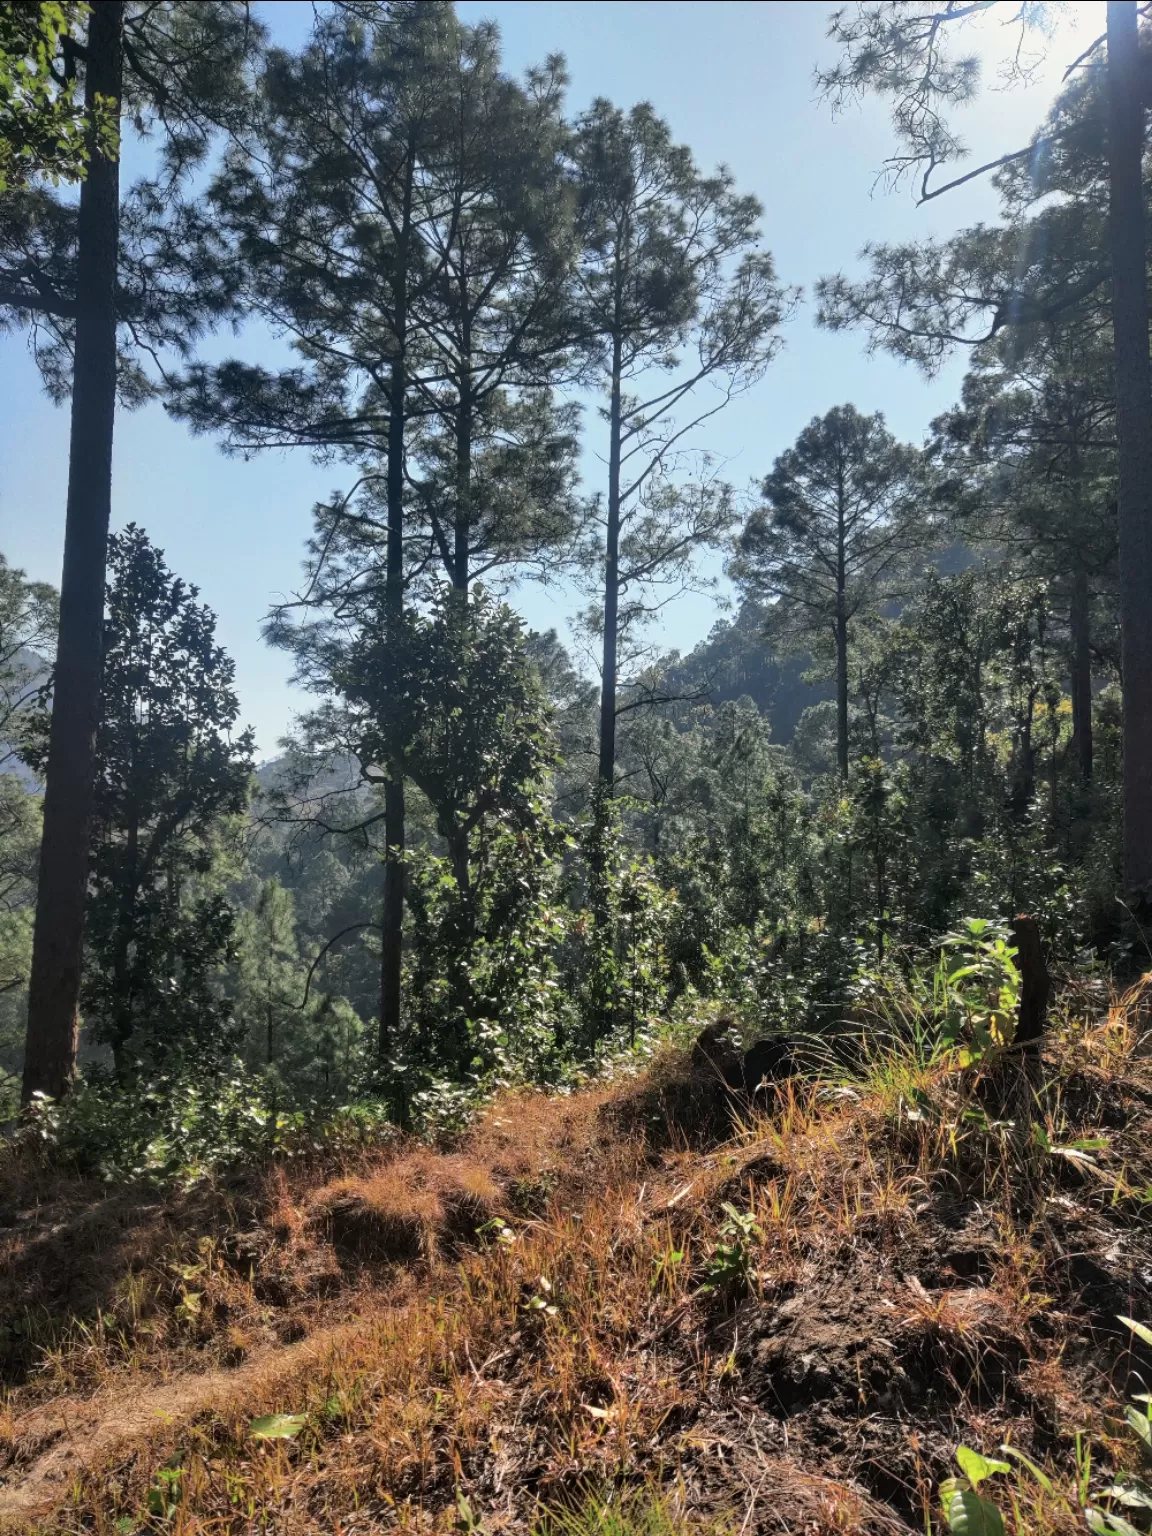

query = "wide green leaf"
(956, 1447), (1010, 1487)
(1086, 1508), (1143, 1536)
(1125, 1405), (1152, 1454)
(1106, 1479), (1152, 1510)
(249, 1413), (307, 1441)
(943, 1486), (1004, 1536)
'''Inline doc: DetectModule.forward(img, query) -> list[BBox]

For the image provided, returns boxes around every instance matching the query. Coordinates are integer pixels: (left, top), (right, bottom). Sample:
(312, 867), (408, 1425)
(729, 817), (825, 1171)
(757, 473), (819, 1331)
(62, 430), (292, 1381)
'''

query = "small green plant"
(650, 1239), (686, 1297)
(147, 1453), (186, 1519)
(522, 1275), (559, 1318)
(476, 1217), (517, 1248)
(1102, 1318), (1152, 1526)
(1032, 1123), (1110, 1170)
(457, 1489), (488, 1536)
(699, 1203), (759, 1296)
(936, 919), (1022, 1067)
(535, 1482), (727, 1536)
(939, 1317), (1152, 1535)
(940, 1446), (1011, 1536)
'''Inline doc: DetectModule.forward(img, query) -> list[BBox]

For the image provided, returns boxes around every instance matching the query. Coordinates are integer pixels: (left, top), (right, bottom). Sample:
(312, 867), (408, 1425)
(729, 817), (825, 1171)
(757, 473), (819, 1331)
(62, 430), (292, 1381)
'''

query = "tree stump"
(1011, 913), (1051, 1051)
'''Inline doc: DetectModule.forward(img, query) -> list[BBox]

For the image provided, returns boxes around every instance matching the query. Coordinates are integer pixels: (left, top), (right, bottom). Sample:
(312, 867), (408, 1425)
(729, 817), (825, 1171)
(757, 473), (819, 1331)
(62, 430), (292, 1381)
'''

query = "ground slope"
(2, 988), (1152, 1534)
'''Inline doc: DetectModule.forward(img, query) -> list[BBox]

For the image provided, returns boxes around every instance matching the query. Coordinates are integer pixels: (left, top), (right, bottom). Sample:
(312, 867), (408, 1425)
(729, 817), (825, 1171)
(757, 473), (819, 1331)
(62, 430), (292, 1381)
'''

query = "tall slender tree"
(409, 29), (577, 594)
(732, 405), (925, 780)
(1105, 0), (1152, 893)
(933, 315), (1118, 786)
(571, 99), (791, 789)
(174, 4), (459, 1053)
(21, 0), (122, 1104)
(0, 1), (263, 1102)
(174, 5), (576, 1050)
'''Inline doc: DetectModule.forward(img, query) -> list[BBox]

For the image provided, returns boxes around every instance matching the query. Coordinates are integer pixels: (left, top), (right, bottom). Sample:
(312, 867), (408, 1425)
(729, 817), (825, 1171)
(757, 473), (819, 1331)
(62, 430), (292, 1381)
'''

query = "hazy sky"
(0, 0), (1107, 756)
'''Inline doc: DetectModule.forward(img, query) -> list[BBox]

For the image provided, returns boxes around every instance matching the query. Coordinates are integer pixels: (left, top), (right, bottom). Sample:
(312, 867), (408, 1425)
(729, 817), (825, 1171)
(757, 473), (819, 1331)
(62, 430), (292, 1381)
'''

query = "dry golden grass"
(1, 984), (1152, 1533)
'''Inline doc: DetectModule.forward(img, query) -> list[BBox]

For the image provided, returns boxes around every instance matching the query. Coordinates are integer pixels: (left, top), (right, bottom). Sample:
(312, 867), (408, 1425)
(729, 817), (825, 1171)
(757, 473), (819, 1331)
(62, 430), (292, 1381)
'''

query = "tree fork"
(1107, 0), (1152, 895)
(23, 1), (124, 1105)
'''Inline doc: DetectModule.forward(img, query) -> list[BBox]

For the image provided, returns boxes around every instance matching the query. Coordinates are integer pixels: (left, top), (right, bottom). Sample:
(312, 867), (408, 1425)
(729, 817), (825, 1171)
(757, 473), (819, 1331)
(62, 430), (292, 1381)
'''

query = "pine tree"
(19, 0), (123, 1104)
(174, 5), (578, 1049)
(0, 1), (263, 1102)
(1104, 0), (1152, 894)
(816, 0), (1152, 893)
(732, 405), (926, 780)
(571, 98), (791, 789)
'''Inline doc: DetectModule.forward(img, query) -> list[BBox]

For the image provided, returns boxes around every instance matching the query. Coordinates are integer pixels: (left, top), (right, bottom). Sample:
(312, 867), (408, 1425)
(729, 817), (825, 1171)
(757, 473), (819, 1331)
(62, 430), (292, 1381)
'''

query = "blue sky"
(0, 0), (1106, 756)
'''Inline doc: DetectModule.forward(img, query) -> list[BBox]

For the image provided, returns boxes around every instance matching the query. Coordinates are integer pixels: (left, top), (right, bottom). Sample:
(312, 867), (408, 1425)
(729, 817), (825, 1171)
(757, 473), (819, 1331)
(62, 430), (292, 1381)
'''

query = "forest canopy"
(0, 0), (1146, 1159)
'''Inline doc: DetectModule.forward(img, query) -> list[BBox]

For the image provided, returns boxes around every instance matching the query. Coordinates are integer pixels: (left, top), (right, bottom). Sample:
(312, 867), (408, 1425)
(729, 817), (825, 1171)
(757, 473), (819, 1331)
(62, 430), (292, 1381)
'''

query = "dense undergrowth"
(2, 969), (1152, 1535)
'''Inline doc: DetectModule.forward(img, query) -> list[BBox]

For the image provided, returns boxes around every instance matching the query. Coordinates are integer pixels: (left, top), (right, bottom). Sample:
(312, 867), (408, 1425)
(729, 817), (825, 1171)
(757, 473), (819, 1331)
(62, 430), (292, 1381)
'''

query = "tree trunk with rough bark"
(1011, 913), (1050, 1049)
(452, 324), (472, 593)
(1107, 0), (1152, 895)
(834, 457), (849, 781)
(23, 2), (124, 1105)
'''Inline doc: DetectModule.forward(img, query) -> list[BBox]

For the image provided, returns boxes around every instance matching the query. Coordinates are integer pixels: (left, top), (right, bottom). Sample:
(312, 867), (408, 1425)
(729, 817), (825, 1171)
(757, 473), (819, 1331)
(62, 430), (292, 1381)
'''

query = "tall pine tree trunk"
(1107, 0), (1152, 894)
(23, 2), (124, 1105)
(379, 176), (411, 1058)
(1070, 559), (1093, 785)
(835, 484), (849, 780)
(452, 324), (472, 593)
(598, 333), (623, 788)
(835, 606), (849, 781)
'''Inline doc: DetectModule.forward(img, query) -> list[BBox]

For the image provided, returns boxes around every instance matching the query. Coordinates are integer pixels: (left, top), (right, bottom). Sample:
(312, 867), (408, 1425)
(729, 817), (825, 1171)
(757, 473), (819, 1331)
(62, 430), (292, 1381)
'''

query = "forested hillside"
(2, 3), (1152, 1533)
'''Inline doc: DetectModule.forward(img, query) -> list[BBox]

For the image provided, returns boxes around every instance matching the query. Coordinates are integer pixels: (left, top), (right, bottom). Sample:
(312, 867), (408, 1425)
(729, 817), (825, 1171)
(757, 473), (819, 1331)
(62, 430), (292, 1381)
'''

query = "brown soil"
(1, 1019), (1151, 1534)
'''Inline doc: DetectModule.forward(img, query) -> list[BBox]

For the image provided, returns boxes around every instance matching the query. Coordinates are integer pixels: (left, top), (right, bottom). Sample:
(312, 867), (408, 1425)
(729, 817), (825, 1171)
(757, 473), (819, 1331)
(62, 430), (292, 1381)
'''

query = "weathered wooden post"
(1011, 914), (1051, 1051)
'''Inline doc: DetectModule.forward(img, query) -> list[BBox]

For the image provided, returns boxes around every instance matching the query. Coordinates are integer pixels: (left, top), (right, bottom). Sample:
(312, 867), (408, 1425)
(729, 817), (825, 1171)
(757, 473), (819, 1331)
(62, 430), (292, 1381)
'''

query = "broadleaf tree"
(78, 526), (254, 1080)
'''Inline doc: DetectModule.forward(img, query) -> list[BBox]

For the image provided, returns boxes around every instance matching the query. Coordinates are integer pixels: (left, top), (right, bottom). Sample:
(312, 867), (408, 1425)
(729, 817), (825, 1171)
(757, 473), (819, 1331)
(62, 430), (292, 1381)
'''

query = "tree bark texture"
(380, 776), (405, 1056)
(1011, 913), (1050, 1049)
(452, 315), (472, 592)
(23, 2), (124, 1105)
(1107, 0), (1152, 894)
(833, 449), (850, 781)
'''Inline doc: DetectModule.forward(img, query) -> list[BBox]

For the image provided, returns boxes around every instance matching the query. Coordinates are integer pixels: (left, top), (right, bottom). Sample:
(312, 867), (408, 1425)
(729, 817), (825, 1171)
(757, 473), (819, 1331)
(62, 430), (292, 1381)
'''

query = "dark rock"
(690, 1023), (799, 1098)
(741, 1037), (798, 1095)
(691, 1017), (743, 1089)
